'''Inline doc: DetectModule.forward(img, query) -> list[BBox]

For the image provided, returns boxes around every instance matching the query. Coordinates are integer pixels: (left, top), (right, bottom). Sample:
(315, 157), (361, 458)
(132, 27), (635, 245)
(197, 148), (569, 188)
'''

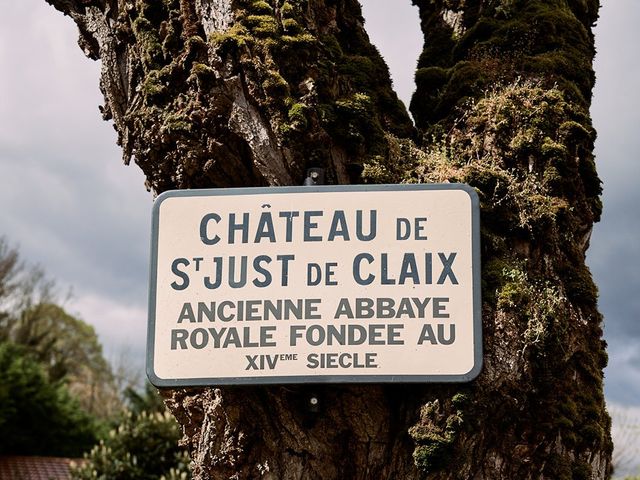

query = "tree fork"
(46, 0), (611, 477)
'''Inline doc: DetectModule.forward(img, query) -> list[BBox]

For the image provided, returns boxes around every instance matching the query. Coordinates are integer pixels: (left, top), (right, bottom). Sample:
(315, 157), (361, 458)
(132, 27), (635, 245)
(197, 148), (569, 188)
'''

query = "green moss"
(287, 103), (309, 130)
(250, 0), (273, 14)
(162, 113), (191, 134)
(262, 70), (289, 98)
(558, 120), (592, 143)
(132, 17), (163, 68)
(141, 70), (167, 101)
(409, 399), (464, 474)
(496, 266), (530, 310)
(135, 0), (166, 25)
(338, 55), (376, 83)
(161, 16), (182, 56)
(543, 453), (572, 480)
(189, 63), (215, 88)
(412, 1), (598, 128)
(579, 424), (604, 445)
(415, 66), (449, 93)
(542, 165), (562, 189)
(190, 63), (214, 77)
(282, 18), (301, 34)
(246, 14), (279, 36)
(451, 393), (469, 409)
(540, 137), (567, 158)
(571, 460), (592, 480)
(327, 93), (387, 156)
(186, 35), (207, 53)
(556, 416), (574, 430)
(320, 34), (342, 59)
(560, 262), (599, 305)
(412, 441), (452, 472)
(280, 33), (316, 46)
(210, 24), (253, 52)
(280, 1), (295, 17)
(559, 399), (579, 420)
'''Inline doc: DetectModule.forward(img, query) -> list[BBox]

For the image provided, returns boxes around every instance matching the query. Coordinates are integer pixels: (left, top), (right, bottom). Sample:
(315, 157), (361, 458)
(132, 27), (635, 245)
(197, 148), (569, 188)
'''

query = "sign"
(147, 184), (481, 386)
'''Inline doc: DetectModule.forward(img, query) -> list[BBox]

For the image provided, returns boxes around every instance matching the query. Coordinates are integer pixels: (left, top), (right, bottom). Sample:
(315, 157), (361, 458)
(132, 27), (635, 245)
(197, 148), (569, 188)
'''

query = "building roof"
(0, 456), (80, 480)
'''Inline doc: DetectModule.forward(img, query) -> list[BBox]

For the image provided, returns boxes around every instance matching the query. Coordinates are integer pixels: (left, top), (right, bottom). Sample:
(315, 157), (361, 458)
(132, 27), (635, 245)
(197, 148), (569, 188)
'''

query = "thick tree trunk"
(47, 0), (611, 478)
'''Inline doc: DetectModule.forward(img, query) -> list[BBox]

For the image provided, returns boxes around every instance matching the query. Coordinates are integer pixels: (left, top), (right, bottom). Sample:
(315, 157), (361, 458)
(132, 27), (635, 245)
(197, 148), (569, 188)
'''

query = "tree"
(0, 237), (123, 418)
(71, 383), (190, 480)
(45, 0), (610, 478)
(0, 341), (100, 457)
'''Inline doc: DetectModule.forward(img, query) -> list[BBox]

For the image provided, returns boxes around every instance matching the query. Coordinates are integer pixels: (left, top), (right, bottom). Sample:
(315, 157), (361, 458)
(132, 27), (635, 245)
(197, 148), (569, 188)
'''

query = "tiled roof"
(0, 456), (80, 480)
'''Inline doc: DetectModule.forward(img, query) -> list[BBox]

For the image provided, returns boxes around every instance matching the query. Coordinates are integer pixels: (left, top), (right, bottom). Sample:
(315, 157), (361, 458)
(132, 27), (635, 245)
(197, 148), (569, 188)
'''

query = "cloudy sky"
(0, 0), (638, 411)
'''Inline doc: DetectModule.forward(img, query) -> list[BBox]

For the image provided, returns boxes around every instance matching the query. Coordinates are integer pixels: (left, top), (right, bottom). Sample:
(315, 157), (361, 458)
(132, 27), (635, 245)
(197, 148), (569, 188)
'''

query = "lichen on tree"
(45, 0), (611, 477)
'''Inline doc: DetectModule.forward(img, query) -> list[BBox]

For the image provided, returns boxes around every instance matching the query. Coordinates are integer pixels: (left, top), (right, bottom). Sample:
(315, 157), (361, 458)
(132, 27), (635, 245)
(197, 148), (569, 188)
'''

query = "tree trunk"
(47, 0), (611, 478)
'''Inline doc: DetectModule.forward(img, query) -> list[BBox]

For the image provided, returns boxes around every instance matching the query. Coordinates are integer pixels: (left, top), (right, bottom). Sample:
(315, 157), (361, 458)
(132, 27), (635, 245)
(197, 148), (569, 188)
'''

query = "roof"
(0, 456), (80, 480)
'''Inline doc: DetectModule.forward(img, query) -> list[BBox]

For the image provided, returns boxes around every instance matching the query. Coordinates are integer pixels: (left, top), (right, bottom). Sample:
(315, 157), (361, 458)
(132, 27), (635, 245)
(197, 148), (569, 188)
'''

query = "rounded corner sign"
(146, 184), (482, 386)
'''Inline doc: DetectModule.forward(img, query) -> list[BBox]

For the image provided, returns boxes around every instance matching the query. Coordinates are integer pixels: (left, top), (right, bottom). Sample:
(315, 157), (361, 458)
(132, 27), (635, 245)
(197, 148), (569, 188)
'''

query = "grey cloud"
(588, 0), (640, 404)
(360, 0), (422, 110)
(0, 1), (152, 307)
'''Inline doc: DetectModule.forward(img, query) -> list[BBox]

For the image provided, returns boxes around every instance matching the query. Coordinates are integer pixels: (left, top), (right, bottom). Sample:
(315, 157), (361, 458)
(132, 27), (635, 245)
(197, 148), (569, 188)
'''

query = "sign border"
(146, 183), (482, 387)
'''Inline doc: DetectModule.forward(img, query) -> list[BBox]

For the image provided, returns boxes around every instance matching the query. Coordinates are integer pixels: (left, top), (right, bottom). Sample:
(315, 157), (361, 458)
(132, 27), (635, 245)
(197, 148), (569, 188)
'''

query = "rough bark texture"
(46, 0), (611, 478)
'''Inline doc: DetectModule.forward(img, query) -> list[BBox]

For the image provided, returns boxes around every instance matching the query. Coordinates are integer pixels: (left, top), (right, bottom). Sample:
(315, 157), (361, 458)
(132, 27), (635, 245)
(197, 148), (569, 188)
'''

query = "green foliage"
(0, 237), (121, 418)
(13, 303), (108, 382)
(0, 341), (100, 457)
(71, 386), (189, 480)
(124, 382), (167, 416)
(0, 237), (188, 474)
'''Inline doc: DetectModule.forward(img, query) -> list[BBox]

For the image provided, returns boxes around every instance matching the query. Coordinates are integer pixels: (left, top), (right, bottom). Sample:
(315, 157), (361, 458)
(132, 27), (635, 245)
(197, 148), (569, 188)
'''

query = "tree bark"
(46, 0), (611, 478)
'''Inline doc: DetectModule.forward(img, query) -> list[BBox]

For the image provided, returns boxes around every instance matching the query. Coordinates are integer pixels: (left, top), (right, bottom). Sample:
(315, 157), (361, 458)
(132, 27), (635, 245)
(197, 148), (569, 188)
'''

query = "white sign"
(147, 184), (481, 386)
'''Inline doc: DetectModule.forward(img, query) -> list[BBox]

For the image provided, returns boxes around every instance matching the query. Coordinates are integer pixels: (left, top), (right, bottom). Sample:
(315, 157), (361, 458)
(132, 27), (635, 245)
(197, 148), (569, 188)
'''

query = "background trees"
(0, 341), (99, 457)
(0, 237), (189, 474)
(0, 236), (109, 455)
(0, 237), (121, 418)
(0, 235), (190, 475)
(71, 384), (190, 480)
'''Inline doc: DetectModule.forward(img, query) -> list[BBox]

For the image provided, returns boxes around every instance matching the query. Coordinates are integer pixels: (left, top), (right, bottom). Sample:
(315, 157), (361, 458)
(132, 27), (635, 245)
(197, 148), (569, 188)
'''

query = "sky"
(0, 0), (638, 430)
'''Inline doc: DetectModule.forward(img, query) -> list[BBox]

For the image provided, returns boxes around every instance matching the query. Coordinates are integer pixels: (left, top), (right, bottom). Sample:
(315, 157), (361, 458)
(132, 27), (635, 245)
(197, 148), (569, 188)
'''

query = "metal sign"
(147, 184), (481, 386)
